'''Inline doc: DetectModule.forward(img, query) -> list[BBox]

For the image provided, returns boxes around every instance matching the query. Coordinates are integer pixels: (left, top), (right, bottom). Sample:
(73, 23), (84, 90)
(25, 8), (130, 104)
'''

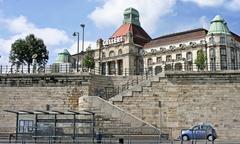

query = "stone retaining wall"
(113, 73), (240, 140)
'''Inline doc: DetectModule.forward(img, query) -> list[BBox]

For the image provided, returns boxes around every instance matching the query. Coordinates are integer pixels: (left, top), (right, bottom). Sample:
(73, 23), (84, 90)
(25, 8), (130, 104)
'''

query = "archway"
(165, 64), (172, 71)
(175, 63), (182, 71)
(155, 66), (162, 75)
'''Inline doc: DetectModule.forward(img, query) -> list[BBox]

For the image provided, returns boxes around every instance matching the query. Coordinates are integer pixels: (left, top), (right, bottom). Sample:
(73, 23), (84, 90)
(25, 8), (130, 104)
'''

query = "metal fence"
(0, 64), (75, 74)
(102, 72), (154, 100)
(156, 63), (240, 73)
(0, 126), (168, 144)
(0, 127), (238, 143)
(1, 63), (240, 75)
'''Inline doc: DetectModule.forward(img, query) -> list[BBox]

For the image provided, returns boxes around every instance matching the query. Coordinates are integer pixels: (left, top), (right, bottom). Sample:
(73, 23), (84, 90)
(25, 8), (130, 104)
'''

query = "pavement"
(1, 137), (240, 144)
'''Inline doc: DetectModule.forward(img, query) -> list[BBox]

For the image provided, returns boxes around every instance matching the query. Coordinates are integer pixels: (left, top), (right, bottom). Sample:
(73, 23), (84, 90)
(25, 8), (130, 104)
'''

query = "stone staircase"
(109, 72), (165, 103)
(79, 96), (161, 136)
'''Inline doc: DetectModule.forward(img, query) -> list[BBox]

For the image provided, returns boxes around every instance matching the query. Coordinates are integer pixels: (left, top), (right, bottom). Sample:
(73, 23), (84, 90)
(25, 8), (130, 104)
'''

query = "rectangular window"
(210, 48), (215, 58)
(186, 52), (192, 61)
(147, 58), (153, 66)
(209, 37), (214, 44)
(220, 37), (226, 44)
(220, 47), (227, 70)
(157, 57), (162, 63)
(166, 55), (172, 62)
(19, 120), (33, 133)
(176, 54), (182, 60)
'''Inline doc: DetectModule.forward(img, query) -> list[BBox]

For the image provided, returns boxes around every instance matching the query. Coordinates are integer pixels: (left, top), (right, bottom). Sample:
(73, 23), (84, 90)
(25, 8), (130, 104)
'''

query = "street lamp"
(73, 32), (80, 72)
(80, 24), (85, 72)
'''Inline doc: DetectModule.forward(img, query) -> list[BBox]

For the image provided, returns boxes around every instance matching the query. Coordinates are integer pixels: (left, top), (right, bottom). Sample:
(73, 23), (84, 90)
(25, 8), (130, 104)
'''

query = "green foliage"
(194, 49), (206, 71)
(83, 47), (95, 70)
(10, 34), (49, 73)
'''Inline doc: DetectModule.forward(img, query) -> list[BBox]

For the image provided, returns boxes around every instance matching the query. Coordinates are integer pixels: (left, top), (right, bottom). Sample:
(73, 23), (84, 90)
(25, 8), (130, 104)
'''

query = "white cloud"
(1, 16), (70, 46)
(0, 15), (73, 65)
(181, 0), (225, 7)
(89, 0), (176, 34)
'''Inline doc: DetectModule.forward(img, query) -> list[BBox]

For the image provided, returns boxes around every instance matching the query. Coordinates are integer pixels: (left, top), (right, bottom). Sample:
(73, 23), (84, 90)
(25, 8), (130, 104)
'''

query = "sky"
(0, 0), (240, 65)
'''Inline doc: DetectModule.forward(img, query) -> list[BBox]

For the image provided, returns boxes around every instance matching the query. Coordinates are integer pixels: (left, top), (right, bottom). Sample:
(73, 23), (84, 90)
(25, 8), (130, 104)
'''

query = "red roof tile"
(144, 28), (208, 48)
(111, 24), (151, 46)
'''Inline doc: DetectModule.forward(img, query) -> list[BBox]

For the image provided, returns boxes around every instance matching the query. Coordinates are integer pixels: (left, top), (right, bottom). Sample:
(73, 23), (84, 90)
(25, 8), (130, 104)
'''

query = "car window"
(192, 126), (200, 131)
(202, 125), (211, 130)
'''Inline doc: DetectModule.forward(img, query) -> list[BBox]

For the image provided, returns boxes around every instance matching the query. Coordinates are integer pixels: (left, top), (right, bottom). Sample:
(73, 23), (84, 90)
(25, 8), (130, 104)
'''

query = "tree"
(194, 49), (206, 71)
(10, 34), (49, 73)
(83, 46), (95, 70)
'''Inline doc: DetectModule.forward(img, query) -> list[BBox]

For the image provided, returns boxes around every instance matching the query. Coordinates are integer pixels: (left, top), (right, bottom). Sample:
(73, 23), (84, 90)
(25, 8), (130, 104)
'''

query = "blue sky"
(0, 0), (240, 65)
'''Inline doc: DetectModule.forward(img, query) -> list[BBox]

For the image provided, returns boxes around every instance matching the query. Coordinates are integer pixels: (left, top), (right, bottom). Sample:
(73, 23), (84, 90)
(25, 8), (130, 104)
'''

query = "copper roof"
(144, 28), (208, 48)
(111, 23), (151, 46)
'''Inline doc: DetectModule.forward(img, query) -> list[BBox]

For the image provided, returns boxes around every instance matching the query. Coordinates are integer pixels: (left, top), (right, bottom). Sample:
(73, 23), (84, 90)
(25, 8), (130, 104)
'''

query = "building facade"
(94, 8), (151, 75)
(74, 8), (240, 76)
(143, 15), (240, 74)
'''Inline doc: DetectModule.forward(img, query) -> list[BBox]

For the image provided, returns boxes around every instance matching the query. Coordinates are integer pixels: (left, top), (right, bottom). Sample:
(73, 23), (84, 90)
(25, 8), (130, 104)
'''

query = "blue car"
(180, 123), (217, 141)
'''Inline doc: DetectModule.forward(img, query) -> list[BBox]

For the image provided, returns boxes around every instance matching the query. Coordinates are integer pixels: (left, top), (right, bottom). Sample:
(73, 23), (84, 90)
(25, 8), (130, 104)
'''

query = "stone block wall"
(113, 73), (240, 140)
(0, 86), (88, 132)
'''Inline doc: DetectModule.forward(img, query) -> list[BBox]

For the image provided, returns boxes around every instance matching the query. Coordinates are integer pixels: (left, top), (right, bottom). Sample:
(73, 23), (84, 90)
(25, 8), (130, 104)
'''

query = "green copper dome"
(208, 15), (231, 35)
(55, 49), (71, 63)
(123, 7), (140, 26)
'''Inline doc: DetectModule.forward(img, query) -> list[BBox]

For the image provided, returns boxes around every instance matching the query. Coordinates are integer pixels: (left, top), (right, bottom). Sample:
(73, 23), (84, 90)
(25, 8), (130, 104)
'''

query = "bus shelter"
(4, 109), (95, 143)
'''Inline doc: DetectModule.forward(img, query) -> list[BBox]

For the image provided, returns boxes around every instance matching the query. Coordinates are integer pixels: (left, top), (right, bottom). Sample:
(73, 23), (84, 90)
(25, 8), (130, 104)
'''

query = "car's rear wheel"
(207, 135), (214, 141)
(182, 135), (189, 141)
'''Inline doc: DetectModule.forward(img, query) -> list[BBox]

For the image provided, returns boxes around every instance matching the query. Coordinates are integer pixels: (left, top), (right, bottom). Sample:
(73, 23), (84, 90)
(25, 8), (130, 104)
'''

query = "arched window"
(165, 64), (172, 71)
(109, 51), (115, 57)
(118, 49), (122, 55)
(155, 66), (162, 75)
(147, 58), (153, 66)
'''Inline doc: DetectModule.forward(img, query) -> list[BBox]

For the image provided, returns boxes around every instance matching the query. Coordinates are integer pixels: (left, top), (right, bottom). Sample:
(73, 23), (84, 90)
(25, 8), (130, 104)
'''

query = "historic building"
(143, 15), (240, 74)
(94, 8), (151, 75)
(74, 8), (240, 75)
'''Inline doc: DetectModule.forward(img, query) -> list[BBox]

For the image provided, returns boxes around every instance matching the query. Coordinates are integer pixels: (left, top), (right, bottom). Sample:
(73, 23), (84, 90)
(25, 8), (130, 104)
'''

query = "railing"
(100, 69), (154, 100)
(1, 126), (94, 143)
(0, 64), (75, 74)
(0, 126), (168, 144)
(163, 63), (240, 72)
(79, 96), (165, 143)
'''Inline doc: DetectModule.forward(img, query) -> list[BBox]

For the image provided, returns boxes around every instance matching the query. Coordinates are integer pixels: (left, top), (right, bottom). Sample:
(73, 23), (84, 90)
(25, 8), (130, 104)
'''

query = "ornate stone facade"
(91, 9), (240, 76)
(144, 15), (240, 74)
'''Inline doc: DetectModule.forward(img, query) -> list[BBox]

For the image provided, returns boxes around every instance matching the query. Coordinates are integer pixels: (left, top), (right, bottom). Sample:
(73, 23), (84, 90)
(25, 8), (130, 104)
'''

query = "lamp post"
(80, 24), (85, 72)
(73, 32), (80, 72)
